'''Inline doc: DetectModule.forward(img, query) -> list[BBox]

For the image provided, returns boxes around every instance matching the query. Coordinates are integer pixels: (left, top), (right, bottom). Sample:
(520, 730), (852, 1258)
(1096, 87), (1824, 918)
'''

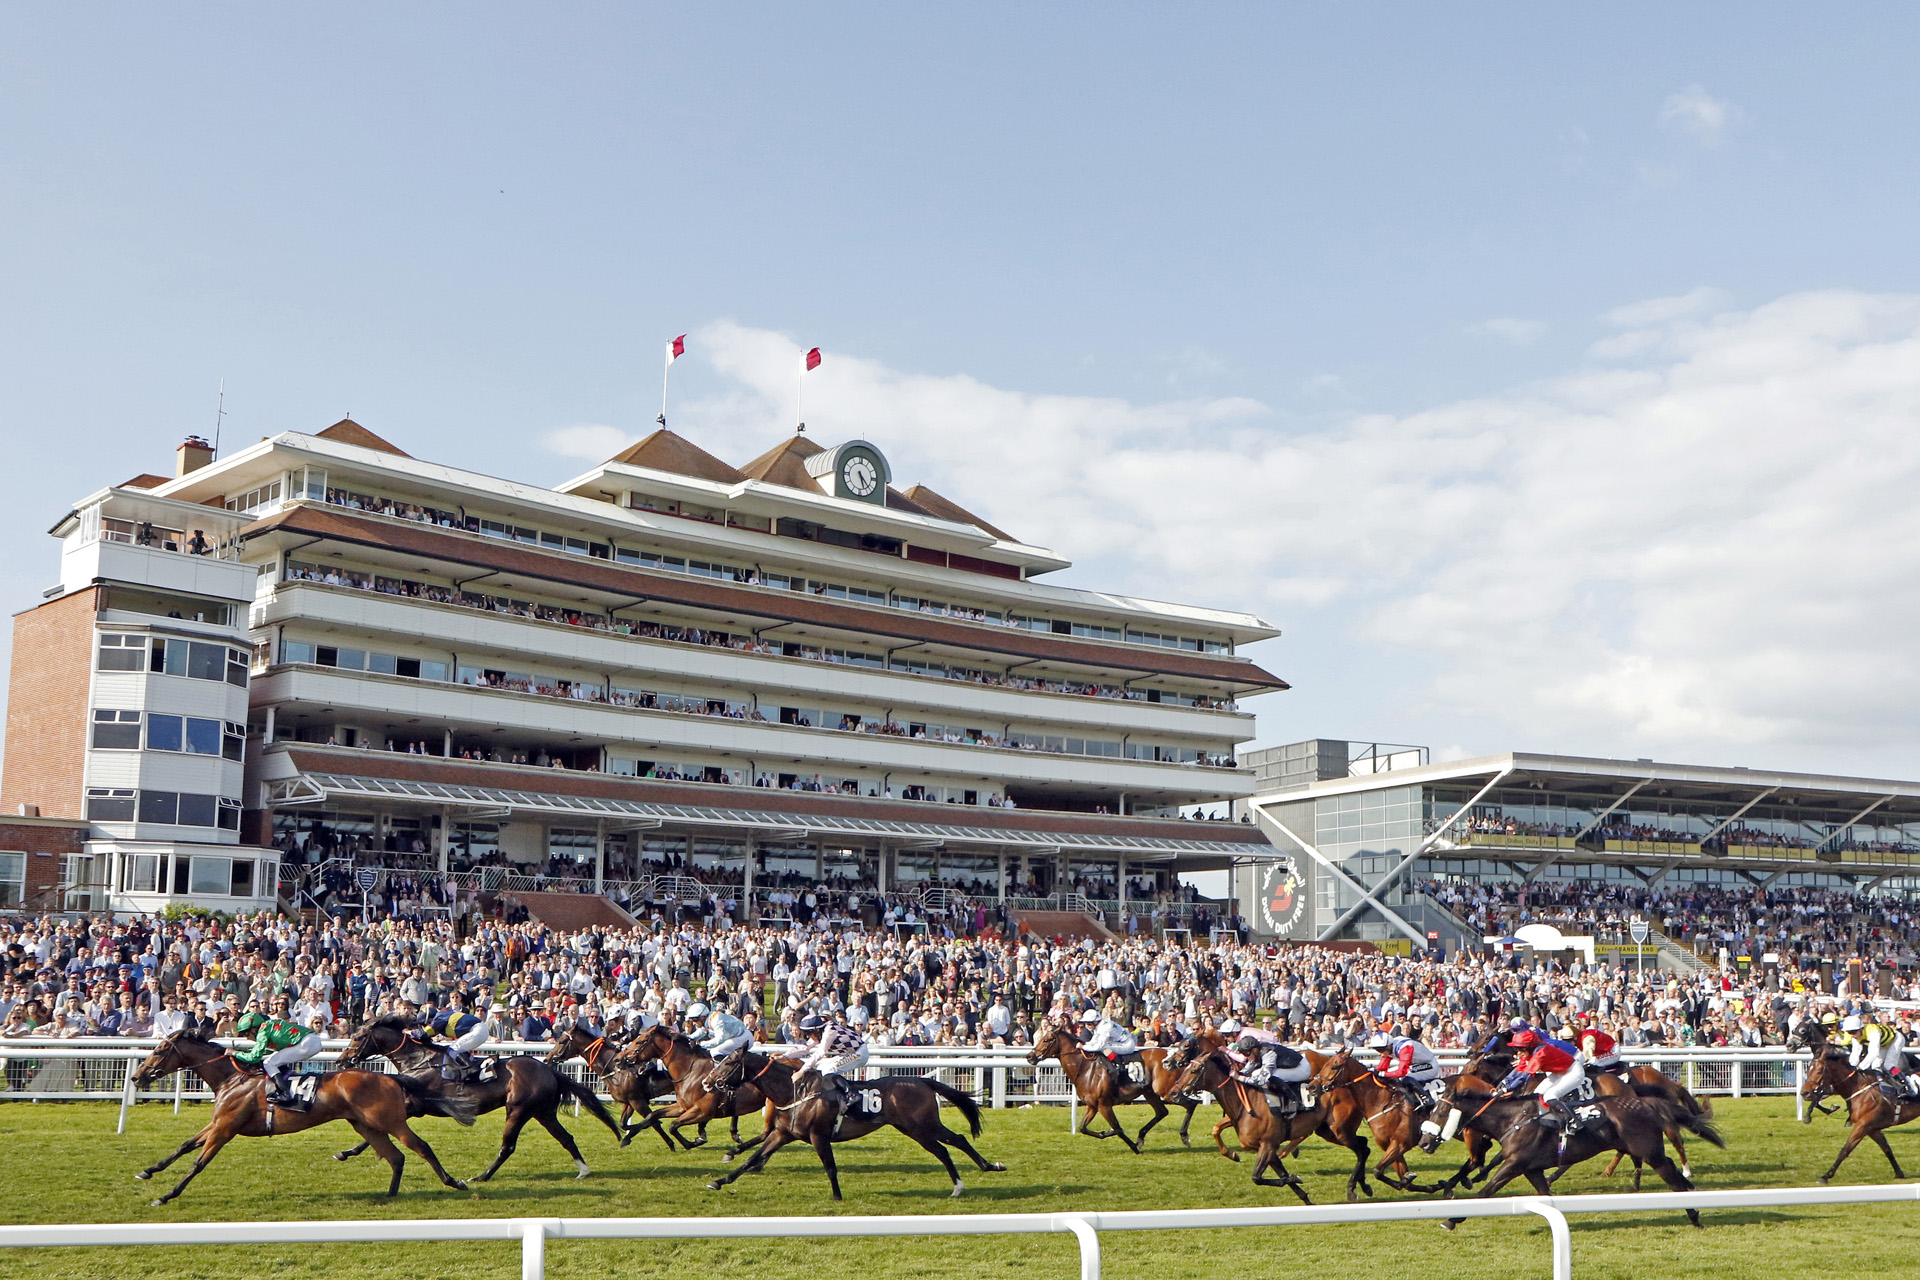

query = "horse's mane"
(366, 1013), (416, 1032)
(175, 1027), (213, 1045)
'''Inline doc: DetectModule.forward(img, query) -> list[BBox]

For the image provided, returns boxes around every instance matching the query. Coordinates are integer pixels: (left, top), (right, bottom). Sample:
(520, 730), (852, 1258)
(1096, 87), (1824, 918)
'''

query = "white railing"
(4, 1186), (1918, 1280)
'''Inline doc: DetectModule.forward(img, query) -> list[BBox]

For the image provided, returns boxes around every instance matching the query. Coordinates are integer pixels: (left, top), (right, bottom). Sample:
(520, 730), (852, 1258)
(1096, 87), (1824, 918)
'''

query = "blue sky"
(5, 7), (1920, 777)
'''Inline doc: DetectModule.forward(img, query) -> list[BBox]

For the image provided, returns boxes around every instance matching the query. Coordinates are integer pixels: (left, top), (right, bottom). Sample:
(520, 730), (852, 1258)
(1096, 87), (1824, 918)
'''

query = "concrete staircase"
(1011, 908), (1117, 941)
(509, 891), (638, 931)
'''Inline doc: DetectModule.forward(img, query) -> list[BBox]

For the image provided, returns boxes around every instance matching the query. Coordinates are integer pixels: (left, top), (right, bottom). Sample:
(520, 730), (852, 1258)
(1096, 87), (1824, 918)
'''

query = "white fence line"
(2, 1185), (1917, 1280)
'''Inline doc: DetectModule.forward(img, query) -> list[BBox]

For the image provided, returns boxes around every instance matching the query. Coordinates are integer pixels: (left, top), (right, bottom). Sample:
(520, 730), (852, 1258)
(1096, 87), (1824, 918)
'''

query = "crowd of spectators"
(4, 889), (1915, 1058)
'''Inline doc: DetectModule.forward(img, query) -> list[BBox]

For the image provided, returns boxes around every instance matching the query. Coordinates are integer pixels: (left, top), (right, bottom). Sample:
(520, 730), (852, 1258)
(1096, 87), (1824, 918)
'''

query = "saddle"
(439, 1055), (496, 1085)
(271, 1074), (321, 1112)
(1107, 1051), (1148, 1090)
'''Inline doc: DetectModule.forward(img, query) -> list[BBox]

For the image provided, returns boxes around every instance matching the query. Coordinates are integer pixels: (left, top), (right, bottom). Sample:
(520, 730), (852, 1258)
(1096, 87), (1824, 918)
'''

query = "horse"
(337, 1015), (624, 1181)
(1800, 1046), (1920, 1182)
(1308, 1048), (1445, 1193)
(543, 1023), (678, 1150)
(1169, 1042), (1374, 1203)
(1588, 1058), (1714, 1184)
(129, 1029), (474, 1205)
(1420, 1072), (1721, 1228)
(1028, 1019), (1169, 1153)
(615, 1023), (798, 1152)
(1138, 1043), (1210, 1146)
(702, 1055), (1006, 1200)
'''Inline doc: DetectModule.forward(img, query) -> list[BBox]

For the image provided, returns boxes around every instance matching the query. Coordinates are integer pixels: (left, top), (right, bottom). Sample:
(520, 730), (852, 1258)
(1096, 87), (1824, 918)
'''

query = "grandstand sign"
(1629, 918), (1649, 945)
(1254, 855), (1309, 939)
(356, 870), (378, 892)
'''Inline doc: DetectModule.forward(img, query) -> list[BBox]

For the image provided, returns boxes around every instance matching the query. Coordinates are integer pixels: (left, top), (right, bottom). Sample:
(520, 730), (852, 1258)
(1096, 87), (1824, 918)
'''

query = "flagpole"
(795, 352), (805, 433)
(660, 343), (672, 426)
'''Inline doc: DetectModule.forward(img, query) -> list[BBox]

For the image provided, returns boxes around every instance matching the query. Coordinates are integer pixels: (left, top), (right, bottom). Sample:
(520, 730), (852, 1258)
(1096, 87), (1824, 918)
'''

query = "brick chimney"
(176, 435), (215, 477)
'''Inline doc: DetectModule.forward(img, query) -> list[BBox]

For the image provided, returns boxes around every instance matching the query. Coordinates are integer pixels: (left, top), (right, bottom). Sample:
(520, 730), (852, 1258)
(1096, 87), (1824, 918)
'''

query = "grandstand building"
(1245, 744), (1920, 953)
(2, 419), (1286, 920)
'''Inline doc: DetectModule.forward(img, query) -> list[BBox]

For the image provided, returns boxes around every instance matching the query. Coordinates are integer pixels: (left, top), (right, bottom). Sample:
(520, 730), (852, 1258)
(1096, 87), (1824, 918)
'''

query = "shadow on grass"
(870, 1185), (1097, 1201)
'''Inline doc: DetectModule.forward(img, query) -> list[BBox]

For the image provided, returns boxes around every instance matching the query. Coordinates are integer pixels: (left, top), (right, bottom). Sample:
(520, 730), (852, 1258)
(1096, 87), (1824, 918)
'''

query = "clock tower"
(803, 441), (893, 505)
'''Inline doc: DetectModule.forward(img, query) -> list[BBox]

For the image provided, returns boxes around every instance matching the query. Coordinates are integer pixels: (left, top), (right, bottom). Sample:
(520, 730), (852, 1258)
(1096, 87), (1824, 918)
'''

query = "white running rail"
(1, 1186), (1917, 1280)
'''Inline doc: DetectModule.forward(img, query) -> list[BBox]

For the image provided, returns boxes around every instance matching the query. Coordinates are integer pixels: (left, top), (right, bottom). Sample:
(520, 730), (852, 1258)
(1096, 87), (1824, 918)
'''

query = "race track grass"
(0, 1095), (1915, 1279)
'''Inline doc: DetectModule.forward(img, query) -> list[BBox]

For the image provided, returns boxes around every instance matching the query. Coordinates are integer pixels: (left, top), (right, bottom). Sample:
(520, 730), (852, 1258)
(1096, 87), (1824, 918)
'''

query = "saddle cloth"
(279, 1074), (321, 1112)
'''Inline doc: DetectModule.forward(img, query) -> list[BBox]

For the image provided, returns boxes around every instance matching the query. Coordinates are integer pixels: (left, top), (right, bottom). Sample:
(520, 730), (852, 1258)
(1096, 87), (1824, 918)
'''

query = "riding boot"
(267, 1070), (291, 1105)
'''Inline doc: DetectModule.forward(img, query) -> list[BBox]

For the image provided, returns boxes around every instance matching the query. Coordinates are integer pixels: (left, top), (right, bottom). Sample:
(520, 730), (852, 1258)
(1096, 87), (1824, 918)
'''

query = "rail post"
(116, 1058), (135, 1135)
(992, 1065), (1006, 1109)
(1521, 1199), (1571, 1280)
(1731, 1060), (1742, 1099)
(519, 1218), (554, 1280)
(1794, 1057), (1805, 1123)
(1056, 1215), (1100, 1280)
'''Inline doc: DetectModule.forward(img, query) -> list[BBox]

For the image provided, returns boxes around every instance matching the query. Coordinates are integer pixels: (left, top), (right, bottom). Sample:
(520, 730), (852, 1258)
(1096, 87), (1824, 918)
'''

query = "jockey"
(797, 1015), (869, 1109)
(1574, 1019), (1624, 1076)
(689, 1002), (753, 1058)
(1499, 1028), (1587, 1138)
(417, 991), (490, 1080)
(1841, 1014), (1915, 1095)
(234, 993), (323, 1104)
(1370, 1031), (1443, 1109)
(1235, 1031), (1312, 1115)
(1079, 1008), (1140, 1088)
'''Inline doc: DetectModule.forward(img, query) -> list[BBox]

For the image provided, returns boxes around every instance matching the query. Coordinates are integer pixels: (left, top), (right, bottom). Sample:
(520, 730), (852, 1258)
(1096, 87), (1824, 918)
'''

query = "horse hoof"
(721, 1153), (734, 1164)
(950, 1181), (965, 1198)
(452, 1181), (469, 1191)
(1346, 1189), (1357, 1203)
(1361, 1183), (1374, 1198)
(134, 1172), (151, 1181)
(706, 1181), (725, 1191)
(150, 1199), (165, 1208)
(1682, 1166), (1692, 1179)
(987, 1163), (1007, 1172)
(1817, 1176), (1831, 1186)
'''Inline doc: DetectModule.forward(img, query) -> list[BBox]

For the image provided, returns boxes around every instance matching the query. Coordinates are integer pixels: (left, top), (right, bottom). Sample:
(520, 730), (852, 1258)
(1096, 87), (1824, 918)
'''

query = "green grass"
(0, 1097), (1916, 1280)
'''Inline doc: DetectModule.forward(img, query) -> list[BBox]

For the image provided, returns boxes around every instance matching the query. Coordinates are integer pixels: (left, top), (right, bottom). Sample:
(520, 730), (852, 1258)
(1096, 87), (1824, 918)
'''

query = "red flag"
(667, 334), (686, 362)
(804, 347), (822, 372)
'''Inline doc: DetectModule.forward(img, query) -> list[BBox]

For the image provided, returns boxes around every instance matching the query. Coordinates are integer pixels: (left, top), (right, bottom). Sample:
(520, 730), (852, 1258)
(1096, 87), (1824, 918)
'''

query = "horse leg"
(352, 1123), (407, 1197)
(1135, 1094), (1169, 1149)
(1343, 1129), (1372, 1202)
(151, 1123), (235, 1205)
(135, 1132), (206, 1181)
(532, 1105), (593, 1178)
(1176, 1098), (1198, 1147)
(709, 1127), (793, 1190)
(1211, 1114), (1237, 1158)
(1105, 1103), (1141, 1153)
(1075, 1096), (1114, 1140)
(938, 1125), (1007, 1173)
(1669, 1126), (1691, 1180)
(1869, 1128), (1906, 1179)
(334, 1139), (371, 1162)
(1599, 1151), (1624, 1178)
(1641, 1146), (1702, 1227)
(1818, 1123), (1871, 1185)
(809, 1131), (844, 1201)
(906, 1127), (969, 1196)
(472, 1108), (533, 1183)
(389, 1121), (466, 1191)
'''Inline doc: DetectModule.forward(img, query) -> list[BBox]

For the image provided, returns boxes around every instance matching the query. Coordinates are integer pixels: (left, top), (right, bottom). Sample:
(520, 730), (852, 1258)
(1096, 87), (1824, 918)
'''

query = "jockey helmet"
(1079, 1008), (1101, 1024)
(1508, 1028), (1540, 1050)
(686, 1003), (710, 1021)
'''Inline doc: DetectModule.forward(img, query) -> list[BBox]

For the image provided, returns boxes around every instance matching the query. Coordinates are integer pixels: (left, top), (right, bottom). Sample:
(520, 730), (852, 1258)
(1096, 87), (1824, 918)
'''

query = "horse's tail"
(392, 1073), (479, 1127)
(1675, 1106), (1727, 1149)
(923, 1076), (984, 1137)
(555, 1069), (628, 1141)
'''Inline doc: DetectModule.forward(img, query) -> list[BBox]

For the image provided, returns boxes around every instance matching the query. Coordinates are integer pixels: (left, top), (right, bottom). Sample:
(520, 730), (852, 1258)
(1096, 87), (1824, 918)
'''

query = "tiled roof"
(738, 435), (825, 493)
(119, 474), (174, 491)
(900, 484), (1016, 543)
(317, 418), (411, 458)
(273, 747), (1274, 858)
(606, 428), (747, 485)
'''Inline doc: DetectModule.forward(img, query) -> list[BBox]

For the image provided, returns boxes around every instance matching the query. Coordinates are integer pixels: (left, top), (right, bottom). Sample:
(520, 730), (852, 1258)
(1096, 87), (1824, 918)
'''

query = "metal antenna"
(211, 379), (227, 458)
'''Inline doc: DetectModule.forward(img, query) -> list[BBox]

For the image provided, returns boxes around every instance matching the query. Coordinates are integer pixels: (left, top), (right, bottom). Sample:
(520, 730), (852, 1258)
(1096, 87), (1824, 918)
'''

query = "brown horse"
(1420, 1072), (1720, 1228)
(337, 1016), (623, 1181)
(544, 1024), (677, 1150)
(130, 1030), (473, 1205)
(1169, 1043), (1370, 1203)
(612, 1024), (768, 1151)
(1800, 1047), (1920, 1182)
(703, 1058), (1006, 1200)
(1589, 1061), (1713, 1185)
(1308, 1048), (1444, 1193)
(1028, 1019), (1169, 1153)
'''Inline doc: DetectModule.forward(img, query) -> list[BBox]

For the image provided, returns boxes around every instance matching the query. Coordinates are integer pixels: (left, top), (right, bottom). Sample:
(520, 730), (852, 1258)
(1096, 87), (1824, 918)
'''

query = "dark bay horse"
(703, 1058), (1006, 1200)
(1309, 1048), (1444, 1193)
(338, 1015), (623, 1181)
(130, 1030), (473, 1205)
(1420, 1072), (1721, 1228)
(544, 1024), (677, 1150)
(1028, 1019), (1169, 1153)
(1800, 1047), (1920, 1182)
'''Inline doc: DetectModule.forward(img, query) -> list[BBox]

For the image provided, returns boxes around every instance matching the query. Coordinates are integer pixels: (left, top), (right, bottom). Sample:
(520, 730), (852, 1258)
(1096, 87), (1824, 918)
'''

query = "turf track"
(0, 1097), (1914, 1279)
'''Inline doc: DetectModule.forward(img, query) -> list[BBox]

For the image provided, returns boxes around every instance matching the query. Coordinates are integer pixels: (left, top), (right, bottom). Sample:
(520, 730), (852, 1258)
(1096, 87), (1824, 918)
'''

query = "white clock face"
(842, 455), (879, 497)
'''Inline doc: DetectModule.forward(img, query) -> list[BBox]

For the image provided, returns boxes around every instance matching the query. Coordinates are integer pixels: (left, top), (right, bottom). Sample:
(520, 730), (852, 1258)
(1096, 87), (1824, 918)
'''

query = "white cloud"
(1603, 286), (1725, 328)
(680, 295), (1920, 763)
(1466, 317), (1546, 345)
(1660, 84), (1741, 143)
(543, 423), (632, 461)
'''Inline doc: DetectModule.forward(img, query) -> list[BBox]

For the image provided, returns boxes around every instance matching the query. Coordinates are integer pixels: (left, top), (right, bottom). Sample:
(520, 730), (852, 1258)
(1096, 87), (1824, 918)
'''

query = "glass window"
(146, 715), (184, 752)
(419, 660), (448, 682)
(138, 790), (179, 824)
(281, 639), (314, 664)
(97, 634), (146, 671)
(226, 649), (248, 687)
(86, 789), (136, 821)
(229, 858), (253, 895)
(0, 852), (24, 909)
(369, 652), (398, 675)
(218, 799), (242, 831)
(125, 853), (161, 893)
(185, 641), (223, 681)
(188, 856), (229, 895)
(185, 718), (222, 756)
(177, 793), (217, 827)
(224, 723), (246, 761)
(91, 709), (142, 750)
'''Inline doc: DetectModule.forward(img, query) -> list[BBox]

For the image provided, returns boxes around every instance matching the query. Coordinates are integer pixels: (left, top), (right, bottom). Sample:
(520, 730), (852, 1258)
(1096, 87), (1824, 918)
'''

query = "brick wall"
(0, 815), (89, 903)
(1, 587), (99, 821)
